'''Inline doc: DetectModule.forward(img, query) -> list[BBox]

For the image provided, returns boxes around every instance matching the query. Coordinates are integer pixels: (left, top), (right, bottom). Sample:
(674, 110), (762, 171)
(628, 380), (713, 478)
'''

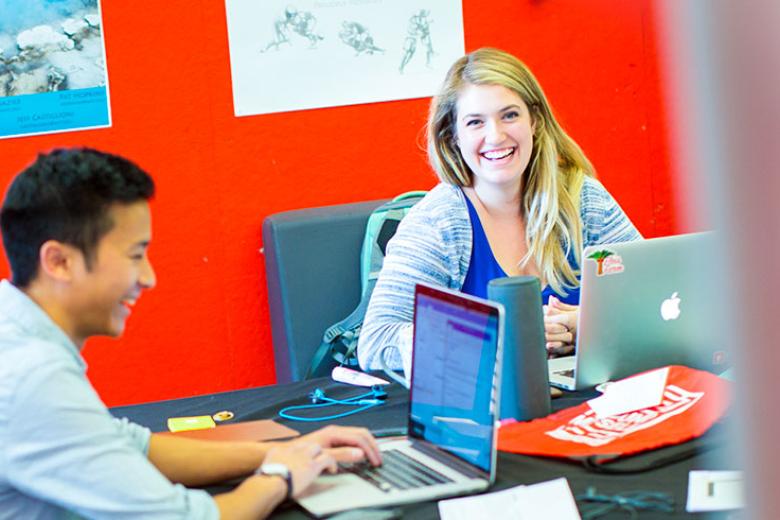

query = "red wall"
(0, 1), (680, 406)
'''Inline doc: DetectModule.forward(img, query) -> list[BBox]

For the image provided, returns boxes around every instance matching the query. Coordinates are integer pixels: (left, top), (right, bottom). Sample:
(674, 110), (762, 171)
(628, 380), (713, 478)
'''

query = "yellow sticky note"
(167, 415), (216, 432)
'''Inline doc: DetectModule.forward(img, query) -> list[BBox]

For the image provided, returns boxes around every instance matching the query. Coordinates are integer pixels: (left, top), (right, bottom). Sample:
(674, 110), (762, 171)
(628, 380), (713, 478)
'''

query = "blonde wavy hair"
(427, 48), (594, 295)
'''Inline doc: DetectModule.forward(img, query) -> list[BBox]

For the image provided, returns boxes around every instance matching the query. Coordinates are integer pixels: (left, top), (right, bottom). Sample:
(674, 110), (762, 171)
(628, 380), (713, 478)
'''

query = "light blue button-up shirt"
(0, 280), (219, 519)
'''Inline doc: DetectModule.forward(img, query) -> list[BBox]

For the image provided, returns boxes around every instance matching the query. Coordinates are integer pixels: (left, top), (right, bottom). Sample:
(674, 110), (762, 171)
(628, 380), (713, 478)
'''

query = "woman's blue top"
(460, 193), (580, 305)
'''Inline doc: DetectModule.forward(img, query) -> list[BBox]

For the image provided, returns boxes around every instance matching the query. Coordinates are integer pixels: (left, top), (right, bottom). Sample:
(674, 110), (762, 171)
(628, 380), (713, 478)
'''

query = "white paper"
(587, 367), (669, 418)
(331, 366), (389, 386)
(438, 485), (525, 520)
(438, 478), (581, 520)
(224, 0), (464, 115)
(686, 471), (744, 512)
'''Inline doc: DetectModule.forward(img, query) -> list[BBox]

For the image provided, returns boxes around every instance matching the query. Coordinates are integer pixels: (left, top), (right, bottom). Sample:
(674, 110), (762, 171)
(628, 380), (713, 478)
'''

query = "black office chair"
(262, 199), (386, 383)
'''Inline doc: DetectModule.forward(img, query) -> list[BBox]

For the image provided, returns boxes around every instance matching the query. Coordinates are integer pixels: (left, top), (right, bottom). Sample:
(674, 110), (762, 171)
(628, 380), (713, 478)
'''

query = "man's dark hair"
(0, 148), (155, 287)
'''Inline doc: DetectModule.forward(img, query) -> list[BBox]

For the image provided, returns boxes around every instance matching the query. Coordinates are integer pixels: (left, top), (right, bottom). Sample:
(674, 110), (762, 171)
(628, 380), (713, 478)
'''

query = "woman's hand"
(543, 296), (579, 357)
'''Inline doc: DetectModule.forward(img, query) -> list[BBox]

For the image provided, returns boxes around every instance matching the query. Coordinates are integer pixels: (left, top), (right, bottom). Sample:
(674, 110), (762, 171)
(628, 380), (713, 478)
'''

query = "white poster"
(224, 0), (464, 116)
(0, 0), (110, 140)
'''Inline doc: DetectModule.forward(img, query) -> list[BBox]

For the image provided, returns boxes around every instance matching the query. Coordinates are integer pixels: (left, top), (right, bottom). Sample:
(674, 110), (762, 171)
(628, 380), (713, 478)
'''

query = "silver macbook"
(297, 282), (504, 517)
(549, 231), (726, 390)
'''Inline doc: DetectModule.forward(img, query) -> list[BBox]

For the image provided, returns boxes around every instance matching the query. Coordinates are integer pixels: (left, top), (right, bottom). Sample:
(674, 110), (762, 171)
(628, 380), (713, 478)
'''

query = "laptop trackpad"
(298, 474), (387, 511)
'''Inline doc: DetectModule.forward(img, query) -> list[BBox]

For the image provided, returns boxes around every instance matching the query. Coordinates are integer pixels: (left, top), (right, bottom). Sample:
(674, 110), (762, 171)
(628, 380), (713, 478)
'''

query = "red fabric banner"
(498, 366), (730, 458)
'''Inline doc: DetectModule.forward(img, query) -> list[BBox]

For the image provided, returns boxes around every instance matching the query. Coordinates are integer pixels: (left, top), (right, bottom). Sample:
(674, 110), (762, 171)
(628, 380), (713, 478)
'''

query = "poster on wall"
(0, 0), (111, 140)
(224, 0), (464, 116)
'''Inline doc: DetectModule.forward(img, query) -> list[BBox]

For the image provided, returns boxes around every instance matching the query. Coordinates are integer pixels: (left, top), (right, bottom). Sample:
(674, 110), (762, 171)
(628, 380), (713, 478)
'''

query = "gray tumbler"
(488, 276), (551, 421)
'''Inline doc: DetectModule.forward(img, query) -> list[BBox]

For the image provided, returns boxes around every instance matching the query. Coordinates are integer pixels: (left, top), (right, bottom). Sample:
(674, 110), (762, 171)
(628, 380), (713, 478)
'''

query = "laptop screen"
(408, 284), (501, 473)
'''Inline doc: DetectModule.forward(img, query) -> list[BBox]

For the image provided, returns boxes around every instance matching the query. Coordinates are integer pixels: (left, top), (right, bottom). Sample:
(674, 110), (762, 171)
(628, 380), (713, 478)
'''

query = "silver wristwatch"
(256, 463), (293, 500)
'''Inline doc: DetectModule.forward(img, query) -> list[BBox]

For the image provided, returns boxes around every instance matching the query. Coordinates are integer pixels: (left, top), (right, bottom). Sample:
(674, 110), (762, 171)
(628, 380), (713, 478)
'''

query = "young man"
(0, 148), (381, 519)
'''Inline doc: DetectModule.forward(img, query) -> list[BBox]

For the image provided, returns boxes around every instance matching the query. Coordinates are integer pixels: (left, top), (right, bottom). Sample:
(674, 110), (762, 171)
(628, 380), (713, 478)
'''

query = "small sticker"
(212, 410), (235, 422)
(587, 249), (624, 276)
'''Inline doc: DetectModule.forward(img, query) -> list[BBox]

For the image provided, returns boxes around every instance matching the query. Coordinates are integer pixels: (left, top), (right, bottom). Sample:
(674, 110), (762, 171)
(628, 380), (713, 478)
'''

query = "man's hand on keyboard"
(261, 426), (381, 498)
(297, 425), (383, 468)
(263, 441), (337, 498)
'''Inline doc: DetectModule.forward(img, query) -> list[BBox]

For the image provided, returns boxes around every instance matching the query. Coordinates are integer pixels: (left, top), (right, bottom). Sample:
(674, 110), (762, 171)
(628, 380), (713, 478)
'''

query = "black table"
(111, 378), (733, 519)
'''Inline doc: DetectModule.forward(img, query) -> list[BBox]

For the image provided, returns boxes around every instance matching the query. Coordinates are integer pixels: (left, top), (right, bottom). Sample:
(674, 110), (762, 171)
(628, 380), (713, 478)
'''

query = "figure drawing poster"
(225, 0), (465, 116)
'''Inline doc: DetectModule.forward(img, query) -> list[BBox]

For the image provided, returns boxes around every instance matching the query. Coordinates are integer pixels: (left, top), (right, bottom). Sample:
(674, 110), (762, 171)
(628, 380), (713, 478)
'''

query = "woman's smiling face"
(454, 82), (535, 193)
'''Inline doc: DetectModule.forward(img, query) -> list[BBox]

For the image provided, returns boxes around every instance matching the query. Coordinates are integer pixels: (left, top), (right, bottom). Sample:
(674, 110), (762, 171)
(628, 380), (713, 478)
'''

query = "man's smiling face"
(67, 200), (156, 344)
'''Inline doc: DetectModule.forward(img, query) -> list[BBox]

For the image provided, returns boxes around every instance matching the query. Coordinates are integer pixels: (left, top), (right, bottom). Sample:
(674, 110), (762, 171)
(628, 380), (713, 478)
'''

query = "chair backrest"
(262, 199), (386, 383)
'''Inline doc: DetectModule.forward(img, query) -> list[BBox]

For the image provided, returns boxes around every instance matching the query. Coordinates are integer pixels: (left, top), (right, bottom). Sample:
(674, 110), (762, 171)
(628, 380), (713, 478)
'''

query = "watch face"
(260, 463), (290, 477)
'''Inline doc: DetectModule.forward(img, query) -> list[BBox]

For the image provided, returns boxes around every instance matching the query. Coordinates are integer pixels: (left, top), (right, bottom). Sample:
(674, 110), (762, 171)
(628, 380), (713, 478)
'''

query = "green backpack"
(305, 191), (427, 379)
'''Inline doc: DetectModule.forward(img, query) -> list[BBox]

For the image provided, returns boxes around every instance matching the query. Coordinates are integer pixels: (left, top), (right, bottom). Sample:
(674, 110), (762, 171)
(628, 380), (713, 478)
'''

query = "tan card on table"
(160, 419), (299, 442)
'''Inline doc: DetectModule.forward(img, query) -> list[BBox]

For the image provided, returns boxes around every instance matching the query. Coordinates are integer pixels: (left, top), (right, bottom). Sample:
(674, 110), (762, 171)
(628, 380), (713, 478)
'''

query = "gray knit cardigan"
(357, 177), (641, 377)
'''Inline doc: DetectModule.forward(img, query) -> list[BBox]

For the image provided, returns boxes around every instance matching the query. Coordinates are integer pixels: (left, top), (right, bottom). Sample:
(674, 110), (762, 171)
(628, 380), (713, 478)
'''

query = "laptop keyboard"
(341, 449), (453, 493)
(554, 368), (575, 378)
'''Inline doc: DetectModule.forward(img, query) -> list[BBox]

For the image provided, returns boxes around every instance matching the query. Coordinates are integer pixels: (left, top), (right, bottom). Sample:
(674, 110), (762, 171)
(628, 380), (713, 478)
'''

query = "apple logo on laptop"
(660, 292), (681, 321)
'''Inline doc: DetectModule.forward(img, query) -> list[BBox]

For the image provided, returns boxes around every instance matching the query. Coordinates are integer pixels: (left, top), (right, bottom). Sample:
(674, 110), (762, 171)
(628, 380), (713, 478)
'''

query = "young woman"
(357, 48), (640, 378)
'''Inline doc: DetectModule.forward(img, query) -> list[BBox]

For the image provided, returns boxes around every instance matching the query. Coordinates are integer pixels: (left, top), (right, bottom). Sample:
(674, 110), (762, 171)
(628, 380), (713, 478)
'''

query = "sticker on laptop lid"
(587, 249), (624, 276)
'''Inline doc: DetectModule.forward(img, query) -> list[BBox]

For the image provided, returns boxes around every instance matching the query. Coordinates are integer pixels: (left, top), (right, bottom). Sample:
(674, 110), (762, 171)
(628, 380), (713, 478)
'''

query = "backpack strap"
(368, 208), (406, 282)
(391, 190), (427, 202)
(306, 191), (426, 380)
(305, 277), (378, 379)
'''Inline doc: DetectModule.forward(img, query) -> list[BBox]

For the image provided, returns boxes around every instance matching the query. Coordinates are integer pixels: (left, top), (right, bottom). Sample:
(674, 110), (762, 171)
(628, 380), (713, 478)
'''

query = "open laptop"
(297, 282), (504, 517)
(549, 231), (725, 390)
